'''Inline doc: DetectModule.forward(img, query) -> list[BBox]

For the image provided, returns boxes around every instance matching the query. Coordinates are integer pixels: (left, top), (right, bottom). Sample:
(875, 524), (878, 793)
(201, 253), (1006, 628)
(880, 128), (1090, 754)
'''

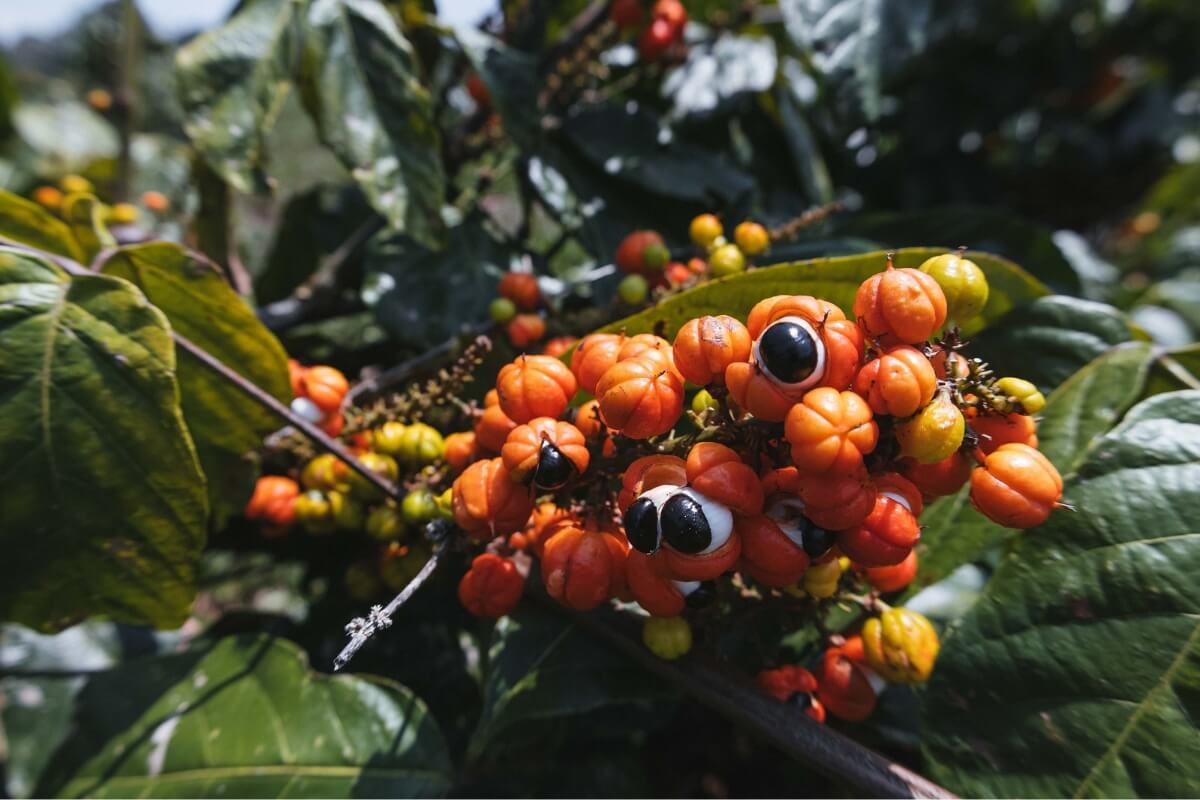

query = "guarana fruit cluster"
(445, 250), (1062, 724)
(614, 213), (772, 304)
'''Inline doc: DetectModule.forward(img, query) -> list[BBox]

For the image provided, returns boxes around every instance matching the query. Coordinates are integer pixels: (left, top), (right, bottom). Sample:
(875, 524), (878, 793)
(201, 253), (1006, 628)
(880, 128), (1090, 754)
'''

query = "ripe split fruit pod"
(501, 417), (590, 488)
(837, 474), (923, 566)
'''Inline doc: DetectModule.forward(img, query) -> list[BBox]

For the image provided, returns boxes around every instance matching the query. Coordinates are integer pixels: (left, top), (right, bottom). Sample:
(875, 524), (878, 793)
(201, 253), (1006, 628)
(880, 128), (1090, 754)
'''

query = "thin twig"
(333, 549), (441, 671)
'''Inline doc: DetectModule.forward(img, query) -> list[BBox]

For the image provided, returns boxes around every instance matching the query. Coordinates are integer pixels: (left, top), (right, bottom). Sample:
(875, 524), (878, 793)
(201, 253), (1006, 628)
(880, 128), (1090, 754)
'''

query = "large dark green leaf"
(35, 635), (451, 798)
(300, 0), (445, 250)
(923, 390), (1200, 798)
(911, 343), (1156, 594)
(560, 105), (756, 208)
(970, 295), (1140, 392)
(1, 622), (178, 799)
(175, 0), (303, 194)
(0, 249), (207, 631)
(0, 189), (86, 262)
(98, 243), (292, 527)
(778, 0), (931, 121)
(365, 215), (509, 346)
(456, 29), (540, 151)
(602, 247), (1047, 340)
(470, 605), (674, 759)
(1145, 344), (1200, 397)
(12, 101), (119, 175)
(834, 206), (1080, 293)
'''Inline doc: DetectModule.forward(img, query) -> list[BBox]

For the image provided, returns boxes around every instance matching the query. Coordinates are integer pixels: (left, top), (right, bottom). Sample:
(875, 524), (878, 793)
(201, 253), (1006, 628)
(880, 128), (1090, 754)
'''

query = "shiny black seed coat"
(624, 497), (661, 554)
(660, 493), (712, 554)
(800, 521), (836, 558)
(533, 441), (575, 490)
(759, 321), (819, 384)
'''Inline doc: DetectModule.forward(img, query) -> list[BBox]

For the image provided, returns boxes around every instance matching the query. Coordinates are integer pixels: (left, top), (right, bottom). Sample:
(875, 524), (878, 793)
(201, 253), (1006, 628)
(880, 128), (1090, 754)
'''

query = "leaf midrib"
(62, 762), (451, 791)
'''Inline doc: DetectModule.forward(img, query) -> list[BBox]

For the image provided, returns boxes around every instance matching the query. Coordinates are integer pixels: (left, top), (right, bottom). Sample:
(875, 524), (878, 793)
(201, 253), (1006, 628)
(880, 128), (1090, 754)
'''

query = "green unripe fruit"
(995, 377), (1046, 414)
(402, 489), (438, 524)
(642, 243), (669, 271)
(328, 491), (365, 531)
(618, 274), (649, 304)
(919, 253), (989, 323)
(691, 389), (719, 415)
(366, 504), (406, 542)
(301, 453), (347, 492)
(294, 490), (336, 535)
(435, 488), (455, 519)
(708, 243), (746, 277)
(346, 452), (399, 501)
(398, 422), (446, 466)
(490, 297), (517, 323)
(370, 422), (408, 457)
(896, 392), (966, 464)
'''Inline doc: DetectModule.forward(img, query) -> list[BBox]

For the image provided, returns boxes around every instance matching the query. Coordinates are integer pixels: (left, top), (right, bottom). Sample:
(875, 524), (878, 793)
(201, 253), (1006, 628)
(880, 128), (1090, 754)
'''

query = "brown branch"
(540, 597), (957, 799)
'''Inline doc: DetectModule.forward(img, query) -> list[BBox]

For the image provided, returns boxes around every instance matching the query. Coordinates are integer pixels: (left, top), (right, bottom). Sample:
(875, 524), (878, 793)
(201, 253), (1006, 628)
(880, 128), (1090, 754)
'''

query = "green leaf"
(1145, 344), (1200, 397)
(175, 0), (303, 194)
(0, 249), (207, 631)
(970, 295), (1139, 392)
(779, 0), (931, 122)
(365, 215), (509, 346)
(35, 635), (452, 798)
(0, 189), (86, 262)
(97, 243), (292, 527)
(601, 247), (1048, 340)
(911, 343), (1156, 594)
(561, 105), (756, 208)
(923, 390), (1200, 798)
(300, 0), (445, 250)
(59, 194), (116, 264)
(834, 206), (1080, 293)
(470, 605), (674, 759)
(12, 101), (119, 174)
(456, 29), (540, 152)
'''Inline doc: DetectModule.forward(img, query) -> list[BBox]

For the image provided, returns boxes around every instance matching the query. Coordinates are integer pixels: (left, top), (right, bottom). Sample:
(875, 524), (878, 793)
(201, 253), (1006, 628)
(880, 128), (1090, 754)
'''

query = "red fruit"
(738, 514), (810, 587)
(609, 0), (644, 29)
(596, 355), (685, 439)
(466, 72), (491, 108)
(672, 315), (752, 387)
(638, 18), (674, 61)
(685, 442), (763, 515)
(452, 458), (534, 540)
(653, 0), (687, 29)
(664, 262), (692, 287)
(542, 523), (628, 611)
(458, 554), (523, 618)
(971, 413), (1038, 455)
(507, 314), (546, 349)
(660, 526), (741, 582)
(497, 355), (577, 423)
(854, 259), (948, 344)
(616, 230), (666, 274)
(618, 454), (687, 512)
(542, 336), (578, 358)
(970, 443), (1062, 528)
(863, 549), (918, 593)
(498, 272), (540, 311)
(817, 640), (879, 721)
(837, 474), (923, 567)
(288, 359), (306, 398)
(901, 453), (971, 498)
(525, 503), (573, 558)
(796, 469), (877, 531)
(784, 388), (879, 475)
(501, 417), (590, 484)
(756, 665), (824, 722)
(474, 404), (518, 453)
(853, 345), (937, 418)
(303, 365), (350, 414)
(571, 333), (626, 395)
(245, 476), (300, 531)
(626, 549), (688, 617)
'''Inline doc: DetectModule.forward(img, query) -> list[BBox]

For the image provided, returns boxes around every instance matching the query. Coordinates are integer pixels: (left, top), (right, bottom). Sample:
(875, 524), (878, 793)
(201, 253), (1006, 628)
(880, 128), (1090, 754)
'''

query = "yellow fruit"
(895, 392), (965, 464)
(689, 213), (723, 248)
(59, 174), (93, 194)
(862, 607), (940, 684)
(642, 616), (692, 660)
(995, 377), (1046, 414)
(708, 244), (746, 277)
(733, 221), (769, 256)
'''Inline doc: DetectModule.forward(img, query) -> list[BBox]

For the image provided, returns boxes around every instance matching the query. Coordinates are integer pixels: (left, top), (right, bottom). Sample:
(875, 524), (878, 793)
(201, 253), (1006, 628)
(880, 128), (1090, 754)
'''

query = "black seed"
(760, 320), (819, 384)
(788, 692), (814, 711)
(660, 493), (712, 554)
(533, 440), (575, 490)
(800, 520), (835, 558)
(624, 497), (661, 554)
(684, 580), (717, 608)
